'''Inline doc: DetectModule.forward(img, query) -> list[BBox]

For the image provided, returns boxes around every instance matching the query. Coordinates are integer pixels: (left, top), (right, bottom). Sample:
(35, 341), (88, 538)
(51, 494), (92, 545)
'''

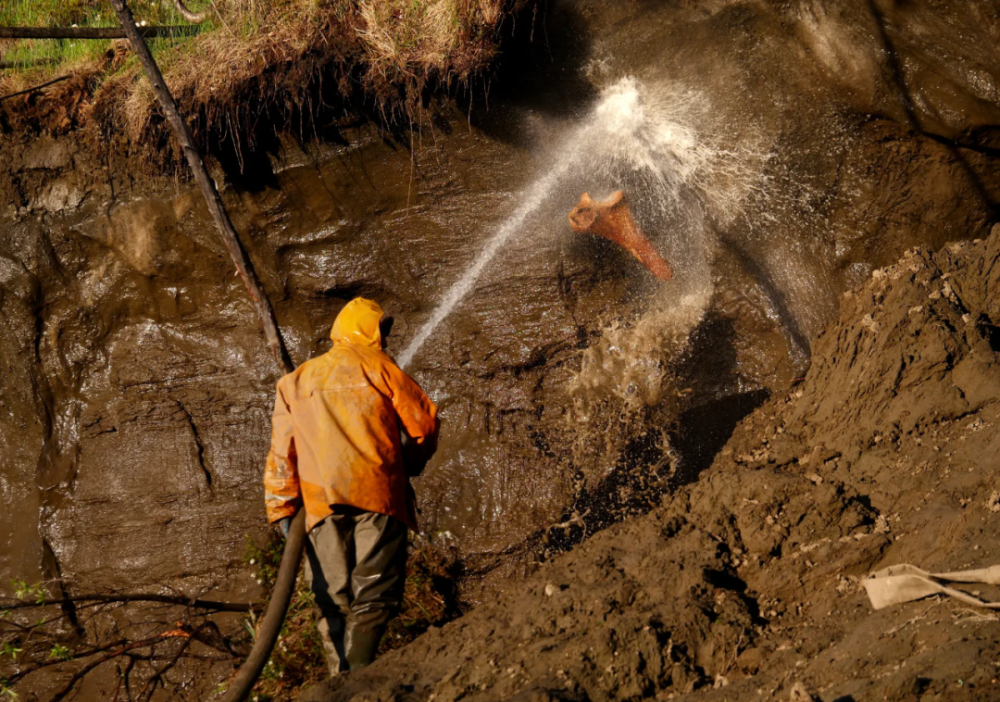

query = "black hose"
(219, 510), (306, 702)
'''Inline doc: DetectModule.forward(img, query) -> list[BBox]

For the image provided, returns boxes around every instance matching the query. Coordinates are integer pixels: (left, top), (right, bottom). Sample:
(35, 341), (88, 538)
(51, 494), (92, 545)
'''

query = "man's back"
(264, 298), (437, 532)
(263, 298), (439, 674)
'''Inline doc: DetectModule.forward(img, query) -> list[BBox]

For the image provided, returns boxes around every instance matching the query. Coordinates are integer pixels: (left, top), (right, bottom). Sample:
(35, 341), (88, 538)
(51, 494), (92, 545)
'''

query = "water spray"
(396, 127), (593, 369)
(398, 76), (751, 369)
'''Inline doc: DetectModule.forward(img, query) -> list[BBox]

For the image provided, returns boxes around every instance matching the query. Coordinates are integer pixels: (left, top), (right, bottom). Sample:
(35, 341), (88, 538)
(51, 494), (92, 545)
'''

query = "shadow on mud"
(480, 309), (772, 571)
(462, 1), (598, 144)
(866, 0), (998, 217)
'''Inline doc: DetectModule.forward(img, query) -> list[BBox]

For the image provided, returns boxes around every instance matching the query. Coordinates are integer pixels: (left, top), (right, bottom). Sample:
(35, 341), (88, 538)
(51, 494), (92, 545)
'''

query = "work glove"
(275, 517), (292, 539)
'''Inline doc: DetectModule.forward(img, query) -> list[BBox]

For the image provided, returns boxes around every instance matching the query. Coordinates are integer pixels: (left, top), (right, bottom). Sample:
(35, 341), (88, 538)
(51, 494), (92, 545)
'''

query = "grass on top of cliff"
(1, 0), (524, 159)
(0, 0), (191, 70)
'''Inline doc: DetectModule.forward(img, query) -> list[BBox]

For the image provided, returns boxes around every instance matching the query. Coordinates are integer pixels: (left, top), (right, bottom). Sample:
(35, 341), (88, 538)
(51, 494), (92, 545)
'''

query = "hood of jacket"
(330, 297), (384, 350)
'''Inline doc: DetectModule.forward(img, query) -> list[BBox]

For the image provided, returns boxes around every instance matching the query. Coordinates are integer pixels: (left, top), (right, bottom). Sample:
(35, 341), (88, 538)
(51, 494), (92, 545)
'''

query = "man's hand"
(275, 517), (292, 539)
(401, 432), (436, 477)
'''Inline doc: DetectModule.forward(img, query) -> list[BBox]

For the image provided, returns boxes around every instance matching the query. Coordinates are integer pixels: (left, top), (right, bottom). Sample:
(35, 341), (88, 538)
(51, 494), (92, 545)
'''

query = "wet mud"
(303, 222), (1000, 702)
(2, 0), (1000, 667)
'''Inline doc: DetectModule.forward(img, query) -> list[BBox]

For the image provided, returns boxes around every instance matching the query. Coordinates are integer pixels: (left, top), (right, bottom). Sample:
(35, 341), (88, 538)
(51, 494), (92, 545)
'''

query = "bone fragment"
(568, 191), (672, 282)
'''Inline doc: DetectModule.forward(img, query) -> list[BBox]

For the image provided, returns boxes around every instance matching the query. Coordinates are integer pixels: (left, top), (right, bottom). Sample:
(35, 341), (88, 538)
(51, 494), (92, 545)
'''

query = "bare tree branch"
(1, 594), (252, 613)
(47, 632), (191, 702)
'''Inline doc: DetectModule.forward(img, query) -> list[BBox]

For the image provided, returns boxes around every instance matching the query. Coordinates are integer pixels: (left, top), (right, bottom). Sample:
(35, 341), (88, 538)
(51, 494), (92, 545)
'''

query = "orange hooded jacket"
(263, 298), (438, 532)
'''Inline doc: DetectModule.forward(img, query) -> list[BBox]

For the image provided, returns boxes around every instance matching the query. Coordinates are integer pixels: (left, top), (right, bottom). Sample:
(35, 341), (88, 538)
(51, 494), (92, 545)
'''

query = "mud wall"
(3, 0), (1000, 598)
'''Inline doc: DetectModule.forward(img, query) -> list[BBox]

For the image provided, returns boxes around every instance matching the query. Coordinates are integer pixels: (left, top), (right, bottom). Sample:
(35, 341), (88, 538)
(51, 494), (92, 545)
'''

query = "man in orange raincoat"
(263, 298), (439, 673)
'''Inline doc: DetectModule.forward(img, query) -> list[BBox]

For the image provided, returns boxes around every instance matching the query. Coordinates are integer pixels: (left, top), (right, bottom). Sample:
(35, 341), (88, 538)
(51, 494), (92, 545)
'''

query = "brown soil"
(305, 228), (1000, 701)
(1, 0), (532, 170)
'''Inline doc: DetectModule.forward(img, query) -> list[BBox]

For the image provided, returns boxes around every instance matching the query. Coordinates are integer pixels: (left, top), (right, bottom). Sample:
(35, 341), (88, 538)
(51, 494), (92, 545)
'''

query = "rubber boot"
(317, 616), (349, 676)
(343, 622), (386, 670)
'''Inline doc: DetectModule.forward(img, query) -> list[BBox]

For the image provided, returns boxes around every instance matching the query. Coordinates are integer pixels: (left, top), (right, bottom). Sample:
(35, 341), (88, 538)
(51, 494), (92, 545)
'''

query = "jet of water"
(397, 124), (594, 368)
(398, 77), (759, 368)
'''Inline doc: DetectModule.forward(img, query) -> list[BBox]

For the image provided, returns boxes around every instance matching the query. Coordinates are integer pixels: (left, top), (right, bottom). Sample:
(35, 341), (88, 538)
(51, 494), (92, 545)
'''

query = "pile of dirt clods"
(305, 228), (1000, 701)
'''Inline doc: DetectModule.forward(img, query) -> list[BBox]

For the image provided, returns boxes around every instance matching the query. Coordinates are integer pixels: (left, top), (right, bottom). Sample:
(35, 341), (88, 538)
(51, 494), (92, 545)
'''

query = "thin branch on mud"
(952, 607), (1000, 625)
(48, 632), (192, 702)
(884, 600), (940, 635)
(135, 634), (194, 701)
(5, 639), (130, 685)
(546, 509), (591, 535)
(0, 75), (70, 102)
(0, 600), (249, 701)
(0, 594), (252, 613)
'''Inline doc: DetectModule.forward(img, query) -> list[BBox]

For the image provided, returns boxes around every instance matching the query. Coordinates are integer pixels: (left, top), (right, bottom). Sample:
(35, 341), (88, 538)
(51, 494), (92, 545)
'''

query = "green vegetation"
(0, 679), (17, 701)
(45, 645), (70, 662)
(9, 581), (44, 607)
(0, 0), (526, 158)
(241, 534), (329, 701)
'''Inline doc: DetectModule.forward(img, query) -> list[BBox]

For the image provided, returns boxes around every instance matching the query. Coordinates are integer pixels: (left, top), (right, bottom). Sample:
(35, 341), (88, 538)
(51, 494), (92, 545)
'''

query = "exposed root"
(1, 0), (534, 172)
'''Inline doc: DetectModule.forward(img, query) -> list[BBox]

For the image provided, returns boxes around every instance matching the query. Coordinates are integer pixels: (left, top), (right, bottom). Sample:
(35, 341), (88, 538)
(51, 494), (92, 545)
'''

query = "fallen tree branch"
(0, 593), (253, 612)
(109, 0), (294, 375)
(0, 26), (201, 39)
(0, 75), (70, 102)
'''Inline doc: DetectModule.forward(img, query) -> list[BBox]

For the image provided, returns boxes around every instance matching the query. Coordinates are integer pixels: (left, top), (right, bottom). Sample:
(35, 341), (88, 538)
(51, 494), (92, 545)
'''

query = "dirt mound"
(304, 228), (1000, 701)
(306, 512), (756, 702)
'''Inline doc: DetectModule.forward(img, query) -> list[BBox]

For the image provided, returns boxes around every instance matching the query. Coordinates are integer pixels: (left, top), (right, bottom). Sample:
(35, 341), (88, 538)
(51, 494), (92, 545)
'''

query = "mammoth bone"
(568, 191), (672, 282)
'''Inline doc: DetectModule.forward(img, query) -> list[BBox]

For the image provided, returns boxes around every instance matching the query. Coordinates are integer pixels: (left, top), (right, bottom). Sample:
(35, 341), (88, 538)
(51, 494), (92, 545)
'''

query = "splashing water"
(398, 77), (763, 369)
(396, 128), (593, 368)
(570, 287), (713, 414)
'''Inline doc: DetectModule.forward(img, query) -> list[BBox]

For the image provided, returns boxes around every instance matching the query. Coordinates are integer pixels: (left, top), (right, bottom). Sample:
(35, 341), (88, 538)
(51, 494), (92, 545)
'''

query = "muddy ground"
(305, 226), (1000, 702)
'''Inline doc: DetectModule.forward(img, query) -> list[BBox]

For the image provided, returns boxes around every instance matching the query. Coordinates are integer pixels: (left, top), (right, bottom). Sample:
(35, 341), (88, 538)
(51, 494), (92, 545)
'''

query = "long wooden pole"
(0, 26), (201, 39)
(108, 3), (302, 700)
(109, 0), (293, 375)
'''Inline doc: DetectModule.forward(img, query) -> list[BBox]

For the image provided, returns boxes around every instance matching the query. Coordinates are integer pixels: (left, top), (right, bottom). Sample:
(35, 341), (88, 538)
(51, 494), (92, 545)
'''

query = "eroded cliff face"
(3, 0), (1000, 603)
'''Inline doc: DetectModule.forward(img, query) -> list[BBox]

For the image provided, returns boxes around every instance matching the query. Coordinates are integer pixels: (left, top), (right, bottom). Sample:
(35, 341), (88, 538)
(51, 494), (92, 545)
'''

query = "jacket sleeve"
(263, 380), (300, 523)
(373, 356), (439, 447)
